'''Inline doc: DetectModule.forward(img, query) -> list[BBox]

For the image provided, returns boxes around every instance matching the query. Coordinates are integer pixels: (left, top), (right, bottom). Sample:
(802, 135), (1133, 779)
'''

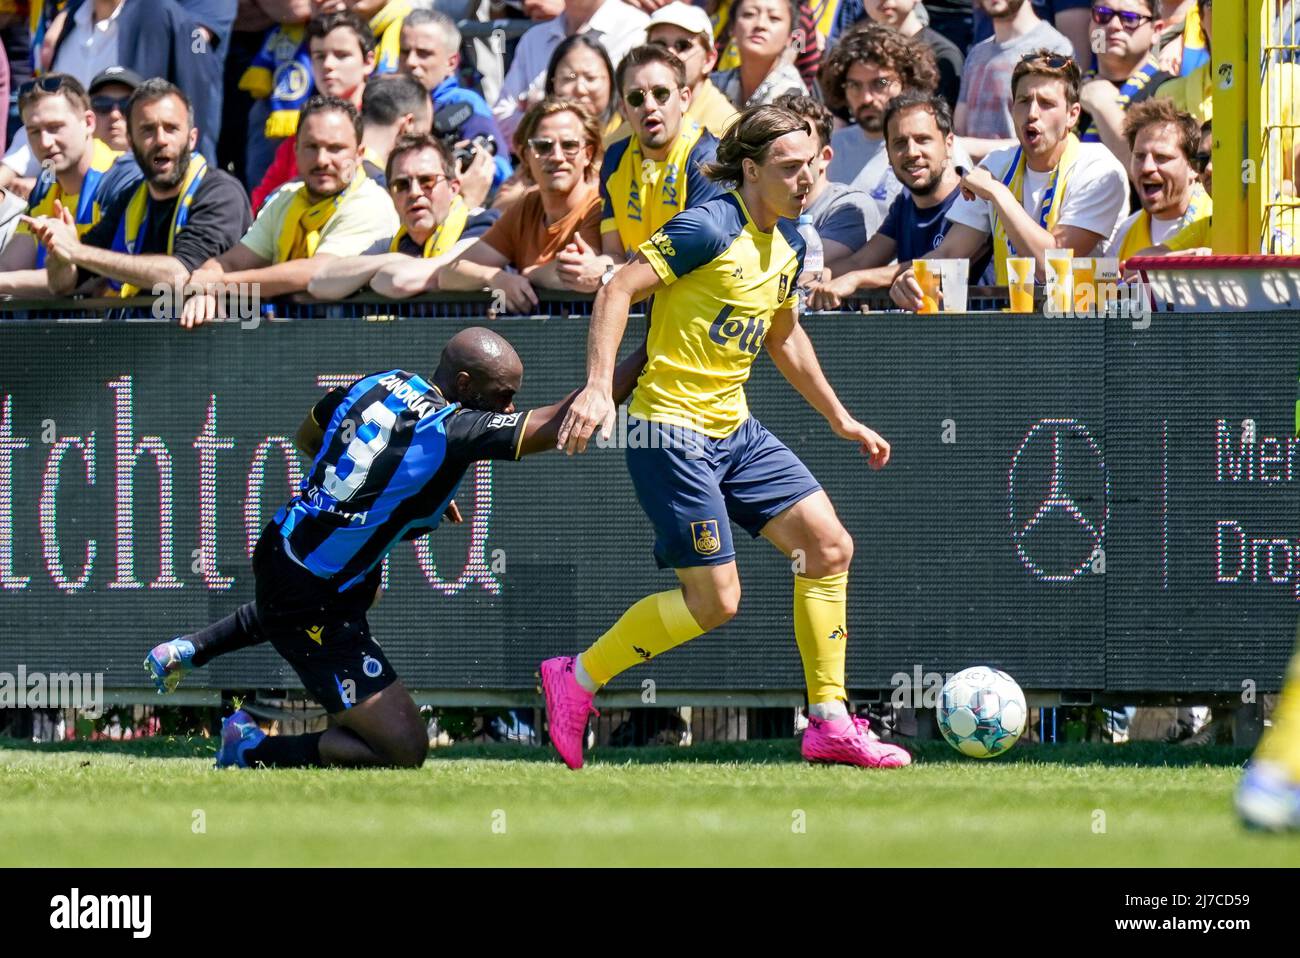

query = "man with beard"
(890, 51), (1128, 308)
(23, 79), (248, 299)
(308, 133), (499, 299)
(1102, 98), (1209, 258)
(178, 94), (398, 327)
(0, 73), (140, 297)
(820, 23), (971, 218)
(956, 0), (1072, 161)
(809, 92), (991, 304)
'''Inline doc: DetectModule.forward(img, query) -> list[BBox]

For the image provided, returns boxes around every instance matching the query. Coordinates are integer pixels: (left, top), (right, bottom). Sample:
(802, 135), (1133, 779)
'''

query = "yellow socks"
(577, 572), (851, 705)
(579, 589), (704, 687)
(794, 571), (849, 704)
(1255, 638), (1300, 779)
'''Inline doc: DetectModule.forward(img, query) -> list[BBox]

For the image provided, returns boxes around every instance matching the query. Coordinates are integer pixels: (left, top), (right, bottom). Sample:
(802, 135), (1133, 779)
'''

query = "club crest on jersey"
(777, 273), (789, 302)
(691, 519), (721, 555)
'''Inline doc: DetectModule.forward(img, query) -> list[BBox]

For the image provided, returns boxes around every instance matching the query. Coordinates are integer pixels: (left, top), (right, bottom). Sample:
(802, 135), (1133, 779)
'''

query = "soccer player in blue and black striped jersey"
(144, 327), (642, 770)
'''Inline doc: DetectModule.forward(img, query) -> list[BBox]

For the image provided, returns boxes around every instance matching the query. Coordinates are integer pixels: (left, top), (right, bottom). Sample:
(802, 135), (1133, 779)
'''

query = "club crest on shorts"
(778, 273), (790, 303)
(362, 655), (383, 678)
(828, 626), (847, 642)
(691, 519), (721, 555)
(306, 625), (324, 645)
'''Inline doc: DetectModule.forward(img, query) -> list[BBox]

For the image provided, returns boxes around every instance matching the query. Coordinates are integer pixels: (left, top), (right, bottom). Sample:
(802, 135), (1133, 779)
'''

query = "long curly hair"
(818, 22), (939, 115)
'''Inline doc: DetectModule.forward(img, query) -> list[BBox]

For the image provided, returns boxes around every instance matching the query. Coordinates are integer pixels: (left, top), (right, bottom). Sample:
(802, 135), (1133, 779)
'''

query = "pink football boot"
(801, 713), (912, 768)
(539, 656), (599, 770)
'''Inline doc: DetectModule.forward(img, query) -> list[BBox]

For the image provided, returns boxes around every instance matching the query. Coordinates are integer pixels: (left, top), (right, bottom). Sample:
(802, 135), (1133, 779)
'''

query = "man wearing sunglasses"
(891, 50), (1128, 307)
(0, 72), (140, 297)
(1077, 0), (1170, 166)
(440, 98), (605, 311)
(598, 44), (725, 267)
(308, 132), (499, 299)
(87, 66), (142, 153)
(645, 2), (738, 139)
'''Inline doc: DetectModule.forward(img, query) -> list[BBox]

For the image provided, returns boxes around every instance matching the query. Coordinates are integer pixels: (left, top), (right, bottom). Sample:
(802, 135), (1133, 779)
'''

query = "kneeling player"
(545, 105), (910, 771)
(145, 327), (642, 769)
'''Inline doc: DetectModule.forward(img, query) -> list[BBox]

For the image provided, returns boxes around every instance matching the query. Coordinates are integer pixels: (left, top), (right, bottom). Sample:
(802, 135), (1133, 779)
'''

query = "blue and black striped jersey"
(272, 369), (530, 591)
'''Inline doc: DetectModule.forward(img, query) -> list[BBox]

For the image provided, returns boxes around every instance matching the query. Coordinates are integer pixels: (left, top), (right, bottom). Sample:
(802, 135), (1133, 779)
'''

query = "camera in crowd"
(432, 101), (498, 174)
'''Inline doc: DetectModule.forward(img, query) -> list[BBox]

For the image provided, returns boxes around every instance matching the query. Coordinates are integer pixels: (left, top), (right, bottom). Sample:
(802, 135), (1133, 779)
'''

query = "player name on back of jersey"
(377, 373), (440, 419)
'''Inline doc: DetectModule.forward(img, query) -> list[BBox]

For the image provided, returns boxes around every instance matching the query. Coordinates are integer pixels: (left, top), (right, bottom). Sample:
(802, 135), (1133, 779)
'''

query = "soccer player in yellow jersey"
(540, 104), (910, 771)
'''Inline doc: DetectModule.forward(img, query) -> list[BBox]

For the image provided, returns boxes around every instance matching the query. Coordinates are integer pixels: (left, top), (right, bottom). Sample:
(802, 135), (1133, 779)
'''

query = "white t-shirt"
(1101, 208), (1184, 256)
(946, 141), (1129, 253)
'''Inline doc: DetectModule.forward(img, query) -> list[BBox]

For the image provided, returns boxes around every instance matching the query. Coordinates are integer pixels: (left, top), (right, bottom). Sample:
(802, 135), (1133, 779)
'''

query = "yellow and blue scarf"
(1179, 2), (1210, 76)
(22, 0), (67, 75)
(992, 134), (1080, 285)
(1081, 60), (1164, 142)
(606, 120), (710, 254)
(389, 194), (469, 257)
(23, 137), (120, 266)
(369, 0), (411, 74)
(109, 153), (208, 297)
(240, 2), (409, 140)
(240, 23), (312, 139)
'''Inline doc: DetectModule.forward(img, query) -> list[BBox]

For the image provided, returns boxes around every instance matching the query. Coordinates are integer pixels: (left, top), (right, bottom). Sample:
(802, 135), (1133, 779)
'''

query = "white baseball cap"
(647, 1), (714, 40)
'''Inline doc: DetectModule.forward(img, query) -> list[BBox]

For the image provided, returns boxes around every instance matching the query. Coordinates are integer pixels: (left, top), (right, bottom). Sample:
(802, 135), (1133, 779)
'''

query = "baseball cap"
(647, 2), (714, 40)
(88, 67), (144, 95)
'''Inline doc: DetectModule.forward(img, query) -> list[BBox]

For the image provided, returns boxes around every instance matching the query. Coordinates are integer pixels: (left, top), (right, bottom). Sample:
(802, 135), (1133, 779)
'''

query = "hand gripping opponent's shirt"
(273, 370), (530, 591)
(631, 191), (805, 439)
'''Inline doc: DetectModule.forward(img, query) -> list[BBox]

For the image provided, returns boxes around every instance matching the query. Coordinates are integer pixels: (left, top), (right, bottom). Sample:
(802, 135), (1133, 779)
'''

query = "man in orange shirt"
(439, 98), (612, 311)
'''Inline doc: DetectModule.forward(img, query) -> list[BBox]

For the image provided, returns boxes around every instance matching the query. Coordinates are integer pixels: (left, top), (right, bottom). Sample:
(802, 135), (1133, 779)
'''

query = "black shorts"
(251, 527), (397, 714)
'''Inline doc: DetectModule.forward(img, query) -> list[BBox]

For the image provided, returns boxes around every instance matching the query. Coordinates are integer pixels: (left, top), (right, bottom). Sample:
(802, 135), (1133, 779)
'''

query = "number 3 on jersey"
(323, 400), (398, 501)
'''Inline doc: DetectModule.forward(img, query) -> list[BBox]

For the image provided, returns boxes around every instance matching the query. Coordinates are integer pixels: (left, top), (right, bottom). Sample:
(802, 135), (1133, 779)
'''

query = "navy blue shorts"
(625, 416), (822, 569)
(251, 529), (396, 714)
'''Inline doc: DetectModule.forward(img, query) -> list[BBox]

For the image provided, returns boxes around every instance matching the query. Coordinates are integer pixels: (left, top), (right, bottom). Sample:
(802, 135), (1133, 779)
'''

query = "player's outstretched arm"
(517, 342), (648, 457)
(556, 257), (662, 455)
(765, 306), (891, 470)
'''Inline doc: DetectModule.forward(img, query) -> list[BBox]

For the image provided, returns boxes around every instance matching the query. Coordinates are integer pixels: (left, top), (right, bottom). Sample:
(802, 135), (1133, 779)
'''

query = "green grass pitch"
(2, 737), (1299, 866)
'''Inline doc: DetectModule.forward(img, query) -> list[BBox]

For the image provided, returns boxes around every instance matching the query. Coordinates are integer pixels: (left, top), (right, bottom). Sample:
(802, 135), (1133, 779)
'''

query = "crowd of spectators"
(0, 0), (1289, 316)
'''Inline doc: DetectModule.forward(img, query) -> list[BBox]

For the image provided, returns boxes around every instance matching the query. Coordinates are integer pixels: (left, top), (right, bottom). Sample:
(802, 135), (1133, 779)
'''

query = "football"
(937, 667), (1028, 758)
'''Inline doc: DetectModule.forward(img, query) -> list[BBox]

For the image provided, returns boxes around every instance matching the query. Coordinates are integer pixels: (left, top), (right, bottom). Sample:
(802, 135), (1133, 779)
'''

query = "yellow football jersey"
(632, 190), (805, 438)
